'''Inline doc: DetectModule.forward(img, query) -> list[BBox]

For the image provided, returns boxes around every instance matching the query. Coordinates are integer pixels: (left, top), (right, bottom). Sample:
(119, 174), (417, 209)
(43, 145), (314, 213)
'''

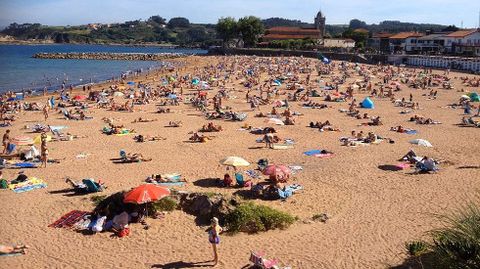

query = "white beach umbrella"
(409, 139), (433, 147)
(220, 156), (250, 167)
(265, 118), (284, 125)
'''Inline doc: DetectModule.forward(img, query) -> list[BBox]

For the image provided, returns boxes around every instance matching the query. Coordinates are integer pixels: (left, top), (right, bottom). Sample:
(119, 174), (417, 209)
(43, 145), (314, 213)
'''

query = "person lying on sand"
(122, 152), (152, 162)
(146, 174), (187, 184)
(360, 116), (383, 126)
(189, 132), (211, 143)
(157, 108), (171, 113)
(255, 112), (268, 118)
(134, 135), (166, 142)
(132, 117), (158, 123)
(409, 115), (441, 125)
(65, 177), (105, 191)
(0, 244), (29, 255)
(200, 122), (222, 132)
(390, 125), (407, 133)
(168, 121), (182, 127)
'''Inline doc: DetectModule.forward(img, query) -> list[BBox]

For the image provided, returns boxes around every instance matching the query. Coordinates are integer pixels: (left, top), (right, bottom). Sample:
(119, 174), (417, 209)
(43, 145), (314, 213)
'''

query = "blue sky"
(0, 0), (479, 28)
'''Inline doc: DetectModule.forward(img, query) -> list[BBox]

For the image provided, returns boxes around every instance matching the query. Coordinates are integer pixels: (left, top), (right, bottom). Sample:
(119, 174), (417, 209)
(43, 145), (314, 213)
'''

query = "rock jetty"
(32, 52), (187, 61)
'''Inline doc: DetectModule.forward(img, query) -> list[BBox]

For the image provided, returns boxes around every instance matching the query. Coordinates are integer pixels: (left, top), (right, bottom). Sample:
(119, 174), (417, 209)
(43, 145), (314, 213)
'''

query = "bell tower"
(315, 10), (326, 39)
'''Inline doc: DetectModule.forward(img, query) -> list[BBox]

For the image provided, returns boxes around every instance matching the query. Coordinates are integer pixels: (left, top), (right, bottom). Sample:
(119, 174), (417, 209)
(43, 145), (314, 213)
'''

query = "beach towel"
(405, 130), (418, 135)
(9, 177), (47, 193)
(114, 130), (135, 136)
(272, 144), (294, 150)
(288, 165), (303, 175)
(163, 173), (182, 181)
(49, 210), (90, 229)
(278, 184), (303, 200)
(313, 153), (334, 158)
(245, 170), (260, 179)
(156, 181), (185, 187)
(395, 163), (411, 170)
(12, 162), (38, 169)
(0, 253), (24, 257)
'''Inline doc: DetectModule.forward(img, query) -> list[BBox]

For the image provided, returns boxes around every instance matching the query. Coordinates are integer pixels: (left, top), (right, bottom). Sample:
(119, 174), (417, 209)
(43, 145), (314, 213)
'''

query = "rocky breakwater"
(32, 52), (186, 61)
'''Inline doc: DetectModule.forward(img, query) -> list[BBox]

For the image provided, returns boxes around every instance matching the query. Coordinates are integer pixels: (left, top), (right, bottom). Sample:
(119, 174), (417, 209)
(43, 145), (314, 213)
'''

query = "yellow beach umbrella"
(33, 135), (52, 144)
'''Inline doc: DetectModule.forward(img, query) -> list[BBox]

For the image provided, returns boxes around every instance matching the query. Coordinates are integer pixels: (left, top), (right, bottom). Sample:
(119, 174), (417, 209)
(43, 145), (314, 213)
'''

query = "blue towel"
(13, 163), (37, 168)
(304, 150), (322, 156)
(406, 130), (418, 135)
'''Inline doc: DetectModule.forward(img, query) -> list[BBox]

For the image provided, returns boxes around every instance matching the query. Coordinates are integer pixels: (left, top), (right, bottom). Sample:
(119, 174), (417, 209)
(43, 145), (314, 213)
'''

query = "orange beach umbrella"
(123, 184), (170, 204)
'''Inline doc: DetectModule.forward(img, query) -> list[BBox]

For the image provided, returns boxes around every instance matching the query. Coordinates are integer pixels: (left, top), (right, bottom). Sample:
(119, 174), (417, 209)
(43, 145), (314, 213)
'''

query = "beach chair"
(249, 251), (279, 269)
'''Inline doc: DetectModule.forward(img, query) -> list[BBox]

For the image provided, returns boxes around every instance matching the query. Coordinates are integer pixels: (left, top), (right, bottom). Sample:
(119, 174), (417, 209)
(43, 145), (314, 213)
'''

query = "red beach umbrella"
(123, 184), (170, 204)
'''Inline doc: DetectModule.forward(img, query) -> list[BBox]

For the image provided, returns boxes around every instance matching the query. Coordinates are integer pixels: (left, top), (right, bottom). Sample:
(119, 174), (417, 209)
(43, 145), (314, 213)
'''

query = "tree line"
(1, 16), (454, 49)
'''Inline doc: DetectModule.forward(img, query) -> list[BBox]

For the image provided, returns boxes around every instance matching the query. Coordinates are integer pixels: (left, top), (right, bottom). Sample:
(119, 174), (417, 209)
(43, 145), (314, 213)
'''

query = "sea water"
(0, 44), (206, 93)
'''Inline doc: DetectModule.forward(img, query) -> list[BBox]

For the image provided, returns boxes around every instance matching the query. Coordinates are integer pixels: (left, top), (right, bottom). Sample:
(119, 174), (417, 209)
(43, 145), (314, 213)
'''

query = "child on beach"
(208, 217), (223, 266)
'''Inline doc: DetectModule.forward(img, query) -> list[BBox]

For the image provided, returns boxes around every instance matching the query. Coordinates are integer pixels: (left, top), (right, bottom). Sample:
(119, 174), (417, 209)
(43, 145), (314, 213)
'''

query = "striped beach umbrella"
(12, 136), (34, 146)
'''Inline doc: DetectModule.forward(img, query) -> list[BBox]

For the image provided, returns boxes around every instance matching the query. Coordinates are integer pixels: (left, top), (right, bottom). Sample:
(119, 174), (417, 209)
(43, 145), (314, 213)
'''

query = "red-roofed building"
(262, 11), (326, 43)
(443, 29), (480, 56)
(389, 32), (424, 53)
(368, 32), (393, 53)
(262, 27), (322, 41)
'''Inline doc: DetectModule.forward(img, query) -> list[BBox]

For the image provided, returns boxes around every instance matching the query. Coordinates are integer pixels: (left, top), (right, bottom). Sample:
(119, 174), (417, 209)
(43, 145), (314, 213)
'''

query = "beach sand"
(1, 56), (479, 269)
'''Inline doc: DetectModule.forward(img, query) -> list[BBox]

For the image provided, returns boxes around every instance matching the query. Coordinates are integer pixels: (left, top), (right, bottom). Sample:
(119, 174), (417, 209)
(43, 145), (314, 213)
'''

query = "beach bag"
(118, 227), (130, 237)
(0, 179), (8, 189)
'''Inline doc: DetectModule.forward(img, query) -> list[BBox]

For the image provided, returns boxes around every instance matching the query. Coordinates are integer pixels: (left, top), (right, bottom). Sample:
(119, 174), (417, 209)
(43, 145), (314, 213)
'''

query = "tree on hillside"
(349, 19), (367, 30)
(442, 25), (459, 32)
(262, 17), (309, 28)
(148, 15), (166, 26)
(167, 17), (190, 28)
(216, 17), (237, 45)
(342, 28), (368, 48)
(237, 16), (264, 47)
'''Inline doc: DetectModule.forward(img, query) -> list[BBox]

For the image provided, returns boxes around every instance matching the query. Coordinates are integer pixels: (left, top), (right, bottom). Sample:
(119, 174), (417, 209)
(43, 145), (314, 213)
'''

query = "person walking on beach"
(40, 133), (48, 168)
(208, 217), (223, 266)
(2, 129), (11, 154)
(43, 104), (49, 121)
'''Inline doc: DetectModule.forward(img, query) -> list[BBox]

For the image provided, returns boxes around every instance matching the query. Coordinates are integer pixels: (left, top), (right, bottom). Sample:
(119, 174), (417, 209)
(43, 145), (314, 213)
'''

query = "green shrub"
(149, 197), (178, 214)
(406, 241), (429, 257)
(429, 204), (480, 269)
(404, 203), (480, 269)
(90, 195), (107, 206)
(225, 202), (295, 233)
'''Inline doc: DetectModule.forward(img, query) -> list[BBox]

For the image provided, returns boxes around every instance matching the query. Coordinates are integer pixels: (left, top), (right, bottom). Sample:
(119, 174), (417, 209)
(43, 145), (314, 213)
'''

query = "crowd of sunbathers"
(309, 120), (340, 132)
(409, 115), (441, 125)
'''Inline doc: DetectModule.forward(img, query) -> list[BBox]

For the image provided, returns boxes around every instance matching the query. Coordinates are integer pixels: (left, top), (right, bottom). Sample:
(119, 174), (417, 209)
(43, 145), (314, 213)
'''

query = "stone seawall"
(32, 52), (187, 61)
(207, 47), (388, 64)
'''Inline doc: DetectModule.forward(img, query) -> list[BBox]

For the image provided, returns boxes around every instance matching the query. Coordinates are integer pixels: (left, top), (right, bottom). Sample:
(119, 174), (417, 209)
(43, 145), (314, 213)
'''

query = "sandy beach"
(1, 55), (479, 269)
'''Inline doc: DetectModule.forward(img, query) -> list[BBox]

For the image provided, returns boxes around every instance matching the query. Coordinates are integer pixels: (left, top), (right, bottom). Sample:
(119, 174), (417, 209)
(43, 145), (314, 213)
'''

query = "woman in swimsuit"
(208, 217), (223, 266)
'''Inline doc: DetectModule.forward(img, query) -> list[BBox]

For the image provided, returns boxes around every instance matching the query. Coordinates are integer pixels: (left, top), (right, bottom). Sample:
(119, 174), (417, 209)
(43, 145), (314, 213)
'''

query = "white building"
(443, 29), (480, 56)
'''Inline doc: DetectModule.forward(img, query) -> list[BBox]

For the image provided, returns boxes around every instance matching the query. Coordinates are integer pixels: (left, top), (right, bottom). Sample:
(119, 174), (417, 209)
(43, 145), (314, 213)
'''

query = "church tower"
(315, 10), (326, 39)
